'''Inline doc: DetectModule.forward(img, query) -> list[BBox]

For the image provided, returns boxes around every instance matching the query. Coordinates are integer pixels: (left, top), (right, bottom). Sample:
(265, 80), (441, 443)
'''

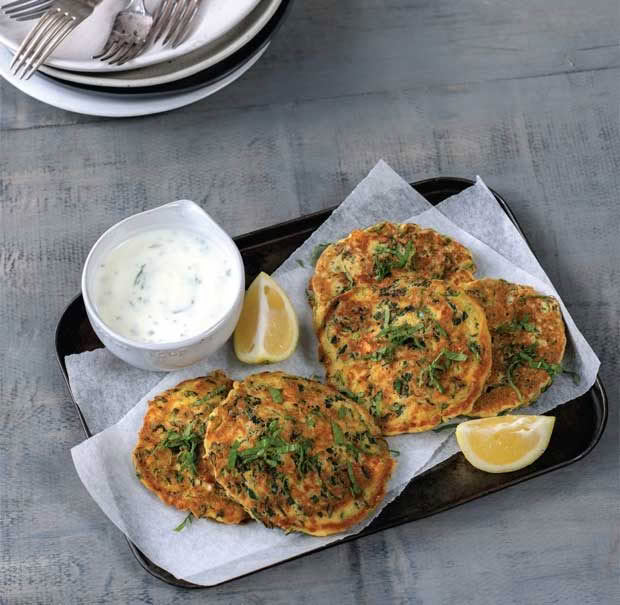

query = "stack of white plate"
(0, 0), (289, 116)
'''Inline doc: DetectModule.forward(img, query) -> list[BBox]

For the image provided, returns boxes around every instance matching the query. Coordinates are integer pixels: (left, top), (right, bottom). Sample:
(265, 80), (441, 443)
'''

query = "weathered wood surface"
(1, 0), (619, 603)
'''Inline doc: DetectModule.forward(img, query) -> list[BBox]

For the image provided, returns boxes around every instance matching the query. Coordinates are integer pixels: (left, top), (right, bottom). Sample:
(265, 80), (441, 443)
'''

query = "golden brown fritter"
(133, 372), (249, 524)
(309, 221), (476, 327)
(463, 279), (567, 416)
(204, 371), (396, 536)
(318, 279), (492, 434)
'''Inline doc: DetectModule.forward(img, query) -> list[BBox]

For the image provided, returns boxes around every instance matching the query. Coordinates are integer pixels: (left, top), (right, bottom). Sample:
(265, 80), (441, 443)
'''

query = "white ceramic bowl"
(81, 200), (245, 371)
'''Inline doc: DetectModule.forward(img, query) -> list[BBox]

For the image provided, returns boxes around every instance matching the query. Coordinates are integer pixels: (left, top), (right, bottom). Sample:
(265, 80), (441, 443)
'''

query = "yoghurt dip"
(92, 228), (239, 344)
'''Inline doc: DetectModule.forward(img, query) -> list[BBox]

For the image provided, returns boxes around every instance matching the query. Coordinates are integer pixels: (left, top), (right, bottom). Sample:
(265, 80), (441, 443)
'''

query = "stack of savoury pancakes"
(133, 221), (566, 537)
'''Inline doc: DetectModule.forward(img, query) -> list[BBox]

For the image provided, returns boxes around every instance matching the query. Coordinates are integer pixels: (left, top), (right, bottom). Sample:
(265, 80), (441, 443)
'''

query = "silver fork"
(93, 0), (152, 65)
(10, 0), (100, 79)
(146, 0), (200, 50)
(1, 0), (54, 21)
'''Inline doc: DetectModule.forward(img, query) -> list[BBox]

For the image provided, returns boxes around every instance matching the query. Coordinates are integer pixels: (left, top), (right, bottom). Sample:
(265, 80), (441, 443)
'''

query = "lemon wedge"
(455, 415), (555, 473)
(233, 272), (299, 364)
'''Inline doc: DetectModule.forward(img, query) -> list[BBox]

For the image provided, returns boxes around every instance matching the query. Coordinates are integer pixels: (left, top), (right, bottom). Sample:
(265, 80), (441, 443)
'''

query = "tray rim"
(55, 176), (608, 589)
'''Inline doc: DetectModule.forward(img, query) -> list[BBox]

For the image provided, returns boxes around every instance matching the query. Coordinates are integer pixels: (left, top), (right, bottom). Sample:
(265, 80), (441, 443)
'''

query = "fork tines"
(148, 0), (201, 49)
(1, 0), (53, 21)
(10, 7), (79, 79)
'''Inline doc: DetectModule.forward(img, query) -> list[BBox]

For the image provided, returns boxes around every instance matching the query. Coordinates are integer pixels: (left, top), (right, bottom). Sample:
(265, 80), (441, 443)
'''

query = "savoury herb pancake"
(318, 279), (492, 434)
(133, 372), (249, 524)
(204, 371), (396, 536)
(463, 279), (567, 417)
(309, 221), (476, 327)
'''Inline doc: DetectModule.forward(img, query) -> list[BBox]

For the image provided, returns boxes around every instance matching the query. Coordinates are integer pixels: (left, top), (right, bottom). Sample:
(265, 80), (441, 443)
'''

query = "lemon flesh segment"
(455, 415), (555, 473)
(233, 272), (299, 364)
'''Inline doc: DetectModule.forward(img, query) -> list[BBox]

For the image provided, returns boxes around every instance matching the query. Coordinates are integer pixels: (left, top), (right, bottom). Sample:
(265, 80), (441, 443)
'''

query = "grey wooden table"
(1, 0), (619, 603)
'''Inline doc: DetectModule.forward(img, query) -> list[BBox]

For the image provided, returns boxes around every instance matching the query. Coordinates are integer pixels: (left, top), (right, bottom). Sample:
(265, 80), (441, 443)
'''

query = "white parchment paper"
(67, 161), (600, 585)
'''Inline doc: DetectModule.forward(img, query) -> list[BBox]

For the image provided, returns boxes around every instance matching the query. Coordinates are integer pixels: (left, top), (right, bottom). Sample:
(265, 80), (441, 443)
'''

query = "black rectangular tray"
(56, 177), (608, 589)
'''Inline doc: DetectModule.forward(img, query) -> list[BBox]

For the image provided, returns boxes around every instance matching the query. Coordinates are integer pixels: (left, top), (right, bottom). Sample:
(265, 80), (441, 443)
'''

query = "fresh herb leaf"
(418, 350), (467, 394)
(173, 512), (193, 532)
(393, 372), (412, 396)
(365, 344), (396, 362)
(331, 421), (345, 446)
(134, 264), (146, 288)
(383, 306), (391, 329)
(443, 351), (467, 361)
(388, 449), (400, 457)
(296, 259), (305, 268)
(347, 461), (362, 496)
(227, 440), (241, 470)
(311, 243), (331, 266)
(191, 385), (229, 406)
(468, 340), (481, 360)
(379, 322), (425, 348)
(370, 391), (383, 417)
(433, 321), (448, 340)
(228, 420), (318, 476)
(159, 422), (202, 477)
(496, 315), (538, 334)
(372, 241), (415, 279)
(269, 387), (284, 403)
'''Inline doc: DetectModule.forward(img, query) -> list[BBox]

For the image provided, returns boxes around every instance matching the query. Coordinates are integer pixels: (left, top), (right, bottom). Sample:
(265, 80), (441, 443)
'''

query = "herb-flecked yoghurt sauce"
(93, 228), (237, 344)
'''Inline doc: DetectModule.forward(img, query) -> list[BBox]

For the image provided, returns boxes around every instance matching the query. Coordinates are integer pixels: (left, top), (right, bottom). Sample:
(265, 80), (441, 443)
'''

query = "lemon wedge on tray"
(233, 272), (299, 364)
(455, 415), (555, 473)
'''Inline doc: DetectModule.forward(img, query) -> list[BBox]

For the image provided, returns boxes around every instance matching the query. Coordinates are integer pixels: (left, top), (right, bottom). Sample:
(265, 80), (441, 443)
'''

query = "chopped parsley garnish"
(159, 422), (203, 477)
(370, 391), (383, 416)
(372, 241), (415, 280)
(393, 372), (412, 396)
(191, 385), (229, 406)
(468, 340), (481, 360)
(134, 264), (146, 288)
(311, 243), (331, 266)
(418, 350), (468, 394)
(365, 345), (396, 362)
(346, 461), (362, 496)
(227, 440), (241, 469)
(228, 420), (318, 476)
(173, 512), (193, 532)
(269, 387), (284, 403)
(433, 321), (448, 340)
(503, 344), (577, 400)
(296, 259), (305, 268)
(331, 421), (345, 445)
(379, 322), (425, 348)
(382, 306), (391, 329)
(496, 314), (538, 334)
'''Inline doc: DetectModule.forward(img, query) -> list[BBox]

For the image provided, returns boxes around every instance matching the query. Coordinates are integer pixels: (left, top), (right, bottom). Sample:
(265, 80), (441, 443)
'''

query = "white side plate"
(37, 0), (281, 88)
(0, 0), (261, 72)
(0, 43), (268, 117)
